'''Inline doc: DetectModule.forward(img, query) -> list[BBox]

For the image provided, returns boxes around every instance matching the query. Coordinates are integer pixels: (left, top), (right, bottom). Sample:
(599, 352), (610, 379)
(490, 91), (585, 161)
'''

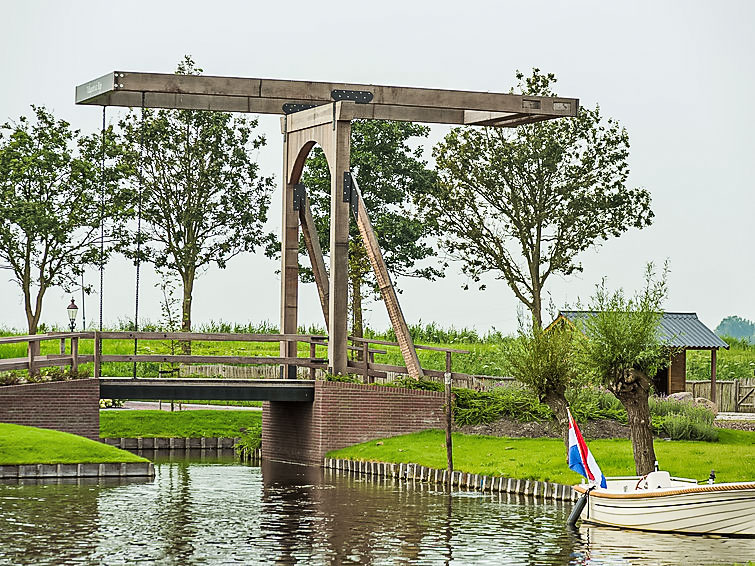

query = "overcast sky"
(1, 0), (753, 334)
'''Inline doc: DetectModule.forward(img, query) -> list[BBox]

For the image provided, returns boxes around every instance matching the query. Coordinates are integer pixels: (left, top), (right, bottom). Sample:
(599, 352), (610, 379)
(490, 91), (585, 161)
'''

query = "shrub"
(649, 397), (718, 441)
(566, 387), (627, 423)
(235, 422), (262, 456)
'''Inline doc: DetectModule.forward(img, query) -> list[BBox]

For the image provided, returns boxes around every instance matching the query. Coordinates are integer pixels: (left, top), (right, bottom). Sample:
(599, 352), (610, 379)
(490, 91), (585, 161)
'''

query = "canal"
(0, 453), (752, 565)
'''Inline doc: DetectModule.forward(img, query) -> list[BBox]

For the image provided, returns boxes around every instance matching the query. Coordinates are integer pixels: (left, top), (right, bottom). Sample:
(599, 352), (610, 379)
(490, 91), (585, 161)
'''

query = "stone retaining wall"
(0, 461), (154, 479)
(324, 458), (578, 502)
(102, 437), (239, 450)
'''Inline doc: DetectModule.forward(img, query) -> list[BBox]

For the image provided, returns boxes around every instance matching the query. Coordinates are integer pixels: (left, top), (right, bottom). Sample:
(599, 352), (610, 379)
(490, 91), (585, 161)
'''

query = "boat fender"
(567, 486), (595, 527)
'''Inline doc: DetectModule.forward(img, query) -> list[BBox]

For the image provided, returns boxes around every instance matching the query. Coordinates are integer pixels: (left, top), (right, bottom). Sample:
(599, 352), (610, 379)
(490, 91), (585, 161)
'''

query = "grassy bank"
(0, 423), (147, 465)
(327, 428), (755, 485)
(99, 409), (261, 438)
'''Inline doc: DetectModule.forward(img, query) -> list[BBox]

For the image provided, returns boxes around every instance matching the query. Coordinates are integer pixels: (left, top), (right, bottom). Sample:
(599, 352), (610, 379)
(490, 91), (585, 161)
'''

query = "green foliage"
(322, 373), (361, 383)
(118, 56), (275, 332)
(688, 336), (755, 380)
(649, 397), (718, 441)
(366, 321), (509, 344)
(418, 69), (653, 326)
(715, 315), (755, 344)
(235, 421), (262, 456)
(503, 323), (578, 400)
(578, 263), (669, 392)
(453, 387), (553, 425)
(565, 387), (627, 424)
(0, 105), (128, 333)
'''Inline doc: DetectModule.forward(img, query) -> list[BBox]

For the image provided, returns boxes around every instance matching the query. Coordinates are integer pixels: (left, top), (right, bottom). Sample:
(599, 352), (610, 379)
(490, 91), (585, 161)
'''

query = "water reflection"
(0, 455), (752, 565)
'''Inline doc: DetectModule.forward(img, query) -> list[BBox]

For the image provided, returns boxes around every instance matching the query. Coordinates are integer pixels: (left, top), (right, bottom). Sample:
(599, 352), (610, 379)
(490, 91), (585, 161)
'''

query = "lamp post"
(67, 298), (78, 333)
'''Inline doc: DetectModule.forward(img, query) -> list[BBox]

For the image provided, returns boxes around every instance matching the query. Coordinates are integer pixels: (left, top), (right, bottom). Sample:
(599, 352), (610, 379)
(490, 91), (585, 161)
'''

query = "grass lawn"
(0, 423), (147, 465)
(99, 409), (262, 438)
(327, 428), (755, 485)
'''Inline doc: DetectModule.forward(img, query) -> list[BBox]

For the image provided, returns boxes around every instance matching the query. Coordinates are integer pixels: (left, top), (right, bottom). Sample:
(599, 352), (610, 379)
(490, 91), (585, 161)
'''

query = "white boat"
(573, 471), (755, 536)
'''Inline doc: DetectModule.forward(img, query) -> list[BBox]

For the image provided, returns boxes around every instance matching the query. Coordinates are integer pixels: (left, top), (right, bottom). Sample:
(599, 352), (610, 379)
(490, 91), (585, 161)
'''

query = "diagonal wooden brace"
(298, 190), (330, 330)
(349, 175), (424, 379)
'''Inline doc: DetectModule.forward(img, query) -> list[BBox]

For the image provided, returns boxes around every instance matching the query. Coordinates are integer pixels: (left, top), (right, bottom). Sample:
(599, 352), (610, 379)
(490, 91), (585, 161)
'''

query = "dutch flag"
(567, 407), (607, 488)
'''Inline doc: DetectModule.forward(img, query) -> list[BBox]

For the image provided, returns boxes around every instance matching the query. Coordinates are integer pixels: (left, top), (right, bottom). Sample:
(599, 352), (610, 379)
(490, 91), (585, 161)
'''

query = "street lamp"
(67, 298), (78, 332)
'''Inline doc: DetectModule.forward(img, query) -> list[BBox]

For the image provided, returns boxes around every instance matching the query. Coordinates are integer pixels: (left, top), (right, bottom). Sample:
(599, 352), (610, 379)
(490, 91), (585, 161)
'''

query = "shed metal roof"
(557, 311), (729, 350)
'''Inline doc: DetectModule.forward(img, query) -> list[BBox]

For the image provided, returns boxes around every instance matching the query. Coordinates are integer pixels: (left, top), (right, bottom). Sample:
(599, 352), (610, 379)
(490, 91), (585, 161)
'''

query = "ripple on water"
(0, 459), (753, 565)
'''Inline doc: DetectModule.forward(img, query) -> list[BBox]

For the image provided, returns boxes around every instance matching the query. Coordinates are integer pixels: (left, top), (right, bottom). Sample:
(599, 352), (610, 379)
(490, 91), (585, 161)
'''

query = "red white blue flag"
(567, 407), (607, 488)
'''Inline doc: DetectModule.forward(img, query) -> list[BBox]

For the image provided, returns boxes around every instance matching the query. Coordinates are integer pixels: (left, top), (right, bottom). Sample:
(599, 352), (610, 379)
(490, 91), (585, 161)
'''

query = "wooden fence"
(685, 378), (755, 413)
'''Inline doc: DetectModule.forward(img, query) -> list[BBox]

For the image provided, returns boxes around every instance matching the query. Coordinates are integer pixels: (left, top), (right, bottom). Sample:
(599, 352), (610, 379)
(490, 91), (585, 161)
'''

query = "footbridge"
(100, 378), (314, 402)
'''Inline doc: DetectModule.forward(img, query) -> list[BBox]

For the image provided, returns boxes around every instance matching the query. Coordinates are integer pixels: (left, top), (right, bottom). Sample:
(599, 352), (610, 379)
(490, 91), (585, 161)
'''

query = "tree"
(578, 264), (669, 475)
(119, 57), (275, 336)
(715, 315), (755, 344)
(418, 69), (654, 327)
(503, 319), (579, 447)
(300, 120), (442, 337)
(0, 106), (126, 333)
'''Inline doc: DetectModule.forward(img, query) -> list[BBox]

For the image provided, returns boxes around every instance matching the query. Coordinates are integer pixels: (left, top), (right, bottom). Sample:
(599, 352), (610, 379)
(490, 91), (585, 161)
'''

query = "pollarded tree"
(300, 120), (442, 338)
(578, 263), (669, 475)
(0, 106), (127, 333)
(503, 319), (579, 447)
(418, 69), (654, 327)
(119, 57), (275, 335)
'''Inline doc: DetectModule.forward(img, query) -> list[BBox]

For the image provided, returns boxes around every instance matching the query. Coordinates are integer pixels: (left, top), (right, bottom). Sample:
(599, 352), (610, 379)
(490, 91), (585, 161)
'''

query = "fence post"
(94, 332), (101, 379)
(59, 338), (66, 355)
(28, 339), (40, 377)
(444, 350), (453, 489)
(710, 349), (717, 405)
(71, 337), (79, 374)
(309, 341), (316, 380)
(362, 341), (370, 383)
(735, 379), (740, 412)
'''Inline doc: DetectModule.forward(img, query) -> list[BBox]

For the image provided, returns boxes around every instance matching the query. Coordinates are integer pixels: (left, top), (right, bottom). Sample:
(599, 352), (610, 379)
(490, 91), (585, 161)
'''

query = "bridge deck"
(99, 378), (315, 402)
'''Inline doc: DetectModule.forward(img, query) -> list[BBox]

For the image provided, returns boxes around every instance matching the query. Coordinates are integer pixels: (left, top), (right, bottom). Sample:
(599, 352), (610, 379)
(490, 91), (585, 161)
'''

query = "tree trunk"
(180, 271), (194, 355)
(351, 274), (363, 360)
(543, 389), (570, 448)
(23, 284), (44, 335)
(614, 372), (656, 475)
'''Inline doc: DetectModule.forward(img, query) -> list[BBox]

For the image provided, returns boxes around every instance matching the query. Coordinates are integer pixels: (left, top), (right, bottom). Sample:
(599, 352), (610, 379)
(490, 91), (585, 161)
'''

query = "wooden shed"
(551, 311), (729, 400)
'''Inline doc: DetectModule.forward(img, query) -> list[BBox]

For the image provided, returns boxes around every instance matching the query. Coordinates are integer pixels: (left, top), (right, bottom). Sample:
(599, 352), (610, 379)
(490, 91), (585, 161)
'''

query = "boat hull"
(574, 482), (755, 536)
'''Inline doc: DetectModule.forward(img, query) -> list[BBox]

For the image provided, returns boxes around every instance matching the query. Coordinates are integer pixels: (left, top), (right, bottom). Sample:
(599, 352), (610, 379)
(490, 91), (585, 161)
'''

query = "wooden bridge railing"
(0, 332), (92, 375)
(0, 331), (512, 390)
(0, 331), (329, 378)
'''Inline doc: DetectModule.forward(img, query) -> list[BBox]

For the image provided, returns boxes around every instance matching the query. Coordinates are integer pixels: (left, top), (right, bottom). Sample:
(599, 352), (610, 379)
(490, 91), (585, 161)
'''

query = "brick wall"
(0, 379), (100, 440)
(262, 380), (446, 465)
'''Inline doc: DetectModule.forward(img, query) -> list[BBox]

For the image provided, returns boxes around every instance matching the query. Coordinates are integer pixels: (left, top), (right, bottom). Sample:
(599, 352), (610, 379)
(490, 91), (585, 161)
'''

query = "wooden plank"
(94, 332), (101, 379)
(327, 119), (351, 375)
(76, 71), (579, 124)
(0, 332), (92, 344)
(280, 127), (300, 379)
(100, 355), (304, 364)
(710, 349), (717, 404)
(348, 336), (469, 354)
(72, 337), (79, 373)
(299, 192), (330, 329)
(96, 331), (321, 342)
(350, 179), (423, 379)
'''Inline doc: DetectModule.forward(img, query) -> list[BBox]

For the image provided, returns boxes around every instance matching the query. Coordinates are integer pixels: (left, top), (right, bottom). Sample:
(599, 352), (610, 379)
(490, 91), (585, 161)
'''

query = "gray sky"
(1, 0), (753, 333)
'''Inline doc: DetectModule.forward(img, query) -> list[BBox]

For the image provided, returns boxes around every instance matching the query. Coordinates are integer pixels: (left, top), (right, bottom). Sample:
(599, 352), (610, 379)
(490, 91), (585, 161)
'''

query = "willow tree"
(418, 69), (653, 327)
(578, 264), (669, 475)
(504, 320), (579, 447)
(300, 120), (441, 338)
(119, 57), (274, 335)
(0, 106), (126, 333)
